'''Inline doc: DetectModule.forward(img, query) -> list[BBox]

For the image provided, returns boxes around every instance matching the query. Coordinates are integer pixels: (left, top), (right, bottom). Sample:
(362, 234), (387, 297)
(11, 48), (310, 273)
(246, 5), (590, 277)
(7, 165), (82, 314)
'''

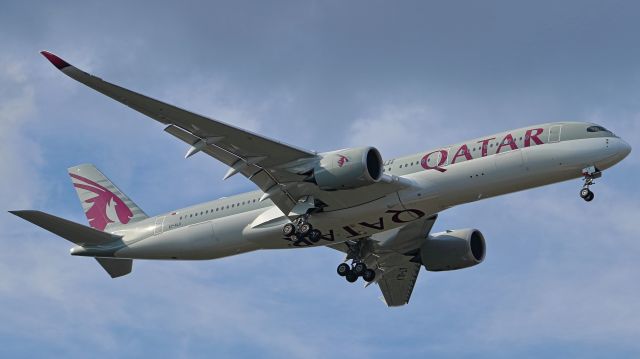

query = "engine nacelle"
(420, 229), (486, 271)
(312, 147), (384, 190)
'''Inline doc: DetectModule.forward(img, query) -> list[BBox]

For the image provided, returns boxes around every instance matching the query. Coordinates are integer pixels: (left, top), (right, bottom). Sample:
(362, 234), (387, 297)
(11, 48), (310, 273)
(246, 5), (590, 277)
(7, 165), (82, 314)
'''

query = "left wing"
(41, 51), (410, 216)
(329, 214), (438, 307)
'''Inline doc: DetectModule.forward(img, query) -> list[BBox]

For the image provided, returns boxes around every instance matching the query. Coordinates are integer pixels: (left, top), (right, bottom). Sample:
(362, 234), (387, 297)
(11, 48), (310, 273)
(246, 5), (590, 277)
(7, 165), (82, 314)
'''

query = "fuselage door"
(548, 125), (562, 143)
(154, 216), (166, 235)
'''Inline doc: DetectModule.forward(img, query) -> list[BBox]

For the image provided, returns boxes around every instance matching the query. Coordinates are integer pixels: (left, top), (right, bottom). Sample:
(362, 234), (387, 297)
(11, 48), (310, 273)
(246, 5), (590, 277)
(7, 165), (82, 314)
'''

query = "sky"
(1, 0), (639, 358)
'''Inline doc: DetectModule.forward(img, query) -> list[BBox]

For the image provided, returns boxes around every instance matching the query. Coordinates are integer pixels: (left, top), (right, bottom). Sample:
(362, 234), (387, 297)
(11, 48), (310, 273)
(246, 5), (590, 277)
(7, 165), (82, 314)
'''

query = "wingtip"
(40, 50), (71, 70)
(9, 210), (34, 216)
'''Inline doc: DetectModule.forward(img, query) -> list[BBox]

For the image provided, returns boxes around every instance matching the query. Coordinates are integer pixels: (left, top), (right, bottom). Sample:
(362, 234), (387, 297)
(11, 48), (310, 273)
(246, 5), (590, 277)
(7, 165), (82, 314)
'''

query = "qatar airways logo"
(70, 173), (133, 230)
(421, 128), (544, 172)
(337, 155), (349, 167)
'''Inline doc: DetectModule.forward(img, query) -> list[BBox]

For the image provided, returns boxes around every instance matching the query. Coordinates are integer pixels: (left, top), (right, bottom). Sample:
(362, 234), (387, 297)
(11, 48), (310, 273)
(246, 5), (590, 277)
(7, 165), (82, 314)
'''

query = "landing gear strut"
(580, 166), (601, 202)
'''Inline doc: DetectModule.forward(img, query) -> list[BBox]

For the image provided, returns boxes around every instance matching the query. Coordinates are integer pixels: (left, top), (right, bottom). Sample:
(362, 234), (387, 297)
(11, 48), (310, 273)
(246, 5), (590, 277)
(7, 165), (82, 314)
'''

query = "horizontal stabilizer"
(10, 210), (121, 246)
(95, 258), (132, 278)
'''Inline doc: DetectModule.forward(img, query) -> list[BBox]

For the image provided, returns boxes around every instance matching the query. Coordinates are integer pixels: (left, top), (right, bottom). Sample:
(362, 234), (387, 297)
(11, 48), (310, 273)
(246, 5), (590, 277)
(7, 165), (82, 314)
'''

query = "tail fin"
(68, 164), (147, 231)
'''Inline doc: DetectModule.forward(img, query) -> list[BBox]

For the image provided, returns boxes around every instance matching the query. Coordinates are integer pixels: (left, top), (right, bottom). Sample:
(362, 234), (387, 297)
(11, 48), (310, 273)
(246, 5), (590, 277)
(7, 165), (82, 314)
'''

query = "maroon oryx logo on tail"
(337, 155), (349, 167)
(70, 174), (133, 230)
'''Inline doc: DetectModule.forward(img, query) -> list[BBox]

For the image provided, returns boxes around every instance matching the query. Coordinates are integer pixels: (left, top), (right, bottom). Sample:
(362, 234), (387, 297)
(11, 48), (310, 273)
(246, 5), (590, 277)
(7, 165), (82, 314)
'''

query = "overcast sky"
(1, 1), (639, 358)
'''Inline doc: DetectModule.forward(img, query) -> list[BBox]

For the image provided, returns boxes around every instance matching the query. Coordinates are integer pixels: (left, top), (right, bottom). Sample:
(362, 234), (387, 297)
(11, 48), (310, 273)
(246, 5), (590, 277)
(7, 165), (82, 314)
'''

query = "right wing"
(41, 51), (412, 217)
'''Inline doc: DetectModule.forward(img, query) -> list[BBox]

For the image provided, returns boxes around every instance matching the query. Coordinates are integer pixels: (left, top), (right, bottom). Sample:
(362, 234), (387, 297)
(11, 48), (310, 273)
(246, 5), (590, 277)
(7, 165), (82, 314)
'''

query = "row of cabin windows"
(391, 136), (531, 170)
(179, 198), (259, 220)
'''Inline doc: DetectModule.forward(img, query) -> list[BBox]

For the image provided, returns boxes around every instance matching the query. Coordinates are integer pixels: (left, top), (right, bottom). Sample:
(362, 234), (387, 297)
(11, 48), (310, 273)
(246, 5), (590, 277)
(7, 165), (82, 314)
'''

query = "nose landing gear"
(580, 166), (601, 202)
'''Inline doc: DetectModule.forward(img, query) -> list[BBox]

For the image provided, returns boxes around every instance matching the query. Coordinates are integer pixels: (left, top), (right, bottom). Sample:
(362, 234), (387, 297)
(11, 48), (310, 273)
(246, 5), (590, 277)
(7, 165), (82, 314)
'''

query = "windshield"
(587, 125), (609, 132)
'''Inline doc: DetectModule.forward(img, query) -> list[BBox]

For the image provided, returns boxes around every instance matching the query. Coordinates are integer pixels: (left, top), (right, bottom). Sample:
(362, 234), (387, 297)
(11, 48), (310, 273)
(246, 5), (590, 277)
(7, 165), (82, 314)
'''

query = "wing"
(41, 51), (409, 216)
(329, 214), (438, 307)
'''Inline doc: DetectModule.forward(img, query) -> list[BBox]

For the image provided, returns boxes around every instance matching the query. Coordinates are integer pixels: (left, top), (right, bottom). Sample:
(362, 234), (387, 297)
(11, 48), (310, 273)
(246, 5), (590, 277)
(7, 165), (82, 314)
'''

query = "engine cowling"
(312, 147), (384, 190)
(420, 229), (486, 271)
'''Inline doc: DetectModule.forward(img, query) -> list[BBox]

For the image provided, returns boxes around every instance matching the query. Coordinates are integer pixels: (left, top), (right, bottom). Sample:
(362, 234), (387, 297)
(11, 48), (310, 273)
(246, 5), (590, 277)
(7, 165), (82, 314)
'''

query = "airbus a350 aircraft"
(12, 51), (632, 306)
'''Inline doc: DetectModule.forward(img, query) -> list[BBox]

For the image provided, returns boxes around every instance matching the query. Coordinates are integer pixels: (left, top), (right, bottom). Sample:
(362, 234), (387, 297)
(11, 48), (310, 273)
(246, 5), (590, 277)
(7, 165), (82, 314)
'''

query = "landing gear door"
(548, 125), (562, 143)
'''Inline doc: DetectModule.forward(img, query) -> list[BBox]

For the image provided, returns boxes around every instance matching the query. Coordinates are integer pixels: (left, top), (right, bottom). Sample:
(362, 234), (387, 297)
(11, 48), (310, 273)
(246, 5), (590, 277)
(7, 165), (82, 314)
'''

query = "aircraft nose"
(618, 138), (632, 159)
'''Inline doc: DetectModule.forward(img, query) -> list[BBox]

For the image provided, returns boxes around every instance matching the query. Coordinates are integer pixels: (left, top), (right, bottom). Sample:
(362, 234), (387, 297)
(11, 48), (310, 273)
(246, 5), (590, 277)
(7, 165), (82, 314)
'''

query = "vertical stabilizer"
(68, 164), (147, 231)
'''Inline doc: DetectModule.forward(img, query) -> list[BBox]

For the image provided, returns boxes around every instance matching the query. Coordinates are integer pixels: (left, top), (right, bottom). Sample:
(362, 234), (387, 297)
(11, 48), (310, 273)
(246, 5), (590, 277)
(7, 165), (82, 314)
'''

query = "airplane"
(11, 51), (632, 306)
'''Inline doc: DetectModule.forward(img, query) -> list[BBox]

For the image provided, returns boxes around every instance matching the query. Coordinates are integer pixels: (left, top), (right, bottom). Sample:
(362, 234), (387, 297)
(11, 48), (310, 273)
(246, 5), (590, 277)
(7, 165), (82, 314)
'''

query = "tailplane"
(10, 210), (133, 278)
(68, 164), (147, 231)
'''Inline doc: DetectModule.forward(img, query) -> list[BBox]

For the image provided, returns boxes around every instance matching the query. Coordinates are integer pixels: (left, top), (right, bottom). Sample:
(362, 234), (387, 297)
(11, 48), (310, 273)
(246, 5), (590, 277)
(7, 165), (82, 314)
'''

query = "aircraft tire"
(308, 229), (322, 243)
(283, 223), (296, 236)
(353, 262), (366, 276)
(363, 269), (376, 283)
(346, 272), (358, 283)
(299, 223), (312, 236)
(337, 263), (350, 276)
(580, 188), (591, 199)
(585, 192), (595, 202)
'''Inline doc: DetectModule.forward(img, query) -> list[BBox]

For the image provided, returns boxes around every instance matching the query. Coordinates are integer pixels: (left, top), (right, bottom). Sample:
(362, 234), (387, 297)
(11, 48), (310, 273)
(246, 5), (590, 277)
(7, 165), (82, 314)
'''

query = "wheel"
(580, 188), (591, 199)
(337, 263), (350, 276)
(353, 262), (366, 276)
(362, 269), (376, 283)
(345, 272), (358, 283)
(299, 223), (312, 236)
(283, 223), (296, 236)
(585, 192), (594, 202)
(308, 229), (322, 243)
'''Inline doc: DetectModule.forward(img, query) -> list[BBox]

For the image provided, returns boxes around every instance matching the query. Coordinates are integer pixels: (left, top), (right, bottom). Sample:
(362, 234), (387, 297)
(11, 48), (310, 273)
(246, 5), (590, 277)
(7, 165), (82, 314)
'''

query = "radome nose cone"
(620, 139), (632, 159)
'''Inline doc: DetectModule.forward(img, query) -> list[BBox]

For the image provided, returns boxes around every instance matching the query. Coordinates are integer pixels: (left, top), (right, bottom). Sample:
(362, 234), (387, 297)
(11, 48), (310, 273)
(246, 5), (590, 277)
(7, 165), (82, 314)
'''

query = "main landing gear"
(580, 166), (601, 202)
(337, 262), (376, 283)
(336, 240), (376, 283)
(282, 215), (322, 243)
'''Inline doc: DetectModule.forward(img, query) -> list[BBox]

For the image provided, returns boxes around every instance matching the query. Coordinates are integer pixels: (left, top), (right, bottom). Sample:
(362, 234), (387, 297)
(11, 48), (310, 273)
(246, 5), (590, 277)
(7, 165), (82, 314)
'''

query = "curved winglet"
(40, 50), (71, 70)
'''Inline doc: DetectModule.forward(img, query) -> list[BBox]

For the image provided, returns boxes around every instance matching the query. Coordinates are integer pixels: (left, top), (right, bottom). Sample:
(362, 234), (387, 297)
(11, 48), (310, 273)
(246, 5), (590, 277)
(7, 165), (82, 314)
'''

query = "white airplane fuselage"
(71, 121), (631, 260)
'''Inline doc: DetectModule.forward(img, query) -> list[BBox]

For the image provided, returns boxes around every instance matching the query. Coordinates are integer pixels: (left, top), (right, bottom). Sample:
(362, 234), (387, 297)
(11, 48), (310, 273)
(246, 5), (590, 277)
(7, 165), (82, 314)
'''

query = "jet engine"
(420, 229), (486, 271)
(310, 147), (384, 190)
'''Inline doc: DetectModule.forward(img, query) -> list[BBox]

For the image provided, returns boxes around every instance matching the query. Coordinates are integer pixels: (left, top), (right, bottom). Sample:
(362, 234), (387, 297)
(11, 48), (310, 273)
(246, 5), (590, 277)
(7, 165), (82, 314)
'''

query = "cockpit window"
(587, 125), (608, 132)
